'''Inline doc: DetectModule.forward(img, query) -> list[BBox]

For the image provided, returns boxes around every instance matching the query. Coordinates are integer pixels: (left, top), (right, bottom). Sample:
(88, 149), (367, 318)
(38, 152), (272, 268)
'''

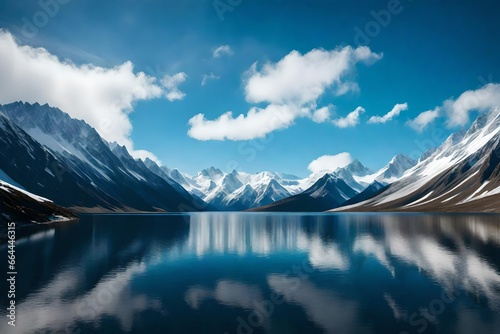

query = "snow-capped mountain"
(253, 173), (359, 212)
(304, 173), (358, 202)
(297, 159), (371, 193)
(145, 158), (376, 211)
(204, 170), (244, 208)
(331, 166), (366, 192)
(354, 154), (417, 186)
(223, 184), (258, 210)
(375, 154), (417, 181)
(254, 179), (292, 206)
(342, 159), (372, 176)
(338, 107), (500, 212)
(0, 102), (208, 212)
(215, 177), (293, 211)
(198, 166), (225, 180)
(146, 165), (296, 210)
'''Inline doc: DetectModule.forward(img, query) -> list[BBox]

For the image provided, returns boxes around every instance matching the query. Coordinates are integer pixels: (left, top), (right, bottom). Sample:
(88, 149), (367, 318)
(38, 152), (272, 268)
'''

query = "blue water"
(1, 213), (500, 334)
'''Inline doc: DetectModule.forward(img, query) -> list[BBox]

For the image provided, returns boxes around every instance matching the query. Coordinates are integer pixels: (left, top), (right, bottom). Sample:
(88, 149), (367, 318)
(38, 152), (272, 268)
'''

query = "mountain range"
(146, 154), (417, 211)
(336, 106), (500, 212)
(0, 102), (209, 213)
(1, 101), (499, 218)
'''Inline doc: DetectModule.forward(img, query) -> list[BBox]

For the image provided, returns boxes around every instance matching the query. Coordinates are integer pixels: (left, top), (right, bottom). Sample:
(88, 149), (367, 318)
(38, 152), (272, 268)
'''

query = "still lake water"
(1, 213), (500, 334)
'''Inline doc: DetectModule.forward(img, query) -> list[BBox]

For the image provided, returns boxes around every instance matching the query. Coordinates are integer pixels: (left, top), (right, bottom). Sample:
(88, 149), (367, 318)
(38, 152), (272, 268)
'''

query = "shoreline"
(0, 217), (79, 243)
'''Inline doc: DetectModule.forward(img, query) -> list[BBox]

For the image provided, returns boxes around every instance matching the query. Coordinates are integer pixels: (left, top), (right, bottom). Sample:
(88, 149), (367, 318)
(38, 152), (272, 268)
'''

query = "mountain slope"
(253, 174), (358, 212)
(341, 181), (389, 207)
(337, 107), (500, 212)
(254, 179), (292, 206)
(342, 159), (372, 176)
(0, 179), (76, 239)
(0, 102), (209, 212)
(354, 154), (417, 186)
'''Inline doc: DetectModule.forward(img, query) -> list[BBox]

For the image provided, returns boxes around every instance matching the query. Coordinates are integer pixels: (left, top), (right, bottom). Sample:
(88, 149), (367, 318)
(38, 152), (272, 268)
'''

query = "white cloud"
(368, 103), (408, 124)
(188, 46), (381, 141)
(308, 153), (353, 173)
(201, 72), (220, 86)
(312, 106), (331, 123)
(407, 83), (500, 132)
(332, 106), (365, 128)
(406, 107), (441, 132)
(335, 82), (360, 96)
(244, 46), (383, 105)
(161, 72), (187, 101)
(0, 30), (184, 162)
(188, 104), (308, 141)
(213, 45), (233, 58)
(444, 83), (500, 127)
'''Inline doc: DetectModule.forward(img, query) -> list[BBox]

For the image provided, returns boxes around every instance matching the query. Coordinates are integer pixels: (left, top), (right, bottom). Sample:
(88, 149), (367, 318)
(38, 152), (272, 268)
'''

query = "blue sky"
(0, 0), (499, 176)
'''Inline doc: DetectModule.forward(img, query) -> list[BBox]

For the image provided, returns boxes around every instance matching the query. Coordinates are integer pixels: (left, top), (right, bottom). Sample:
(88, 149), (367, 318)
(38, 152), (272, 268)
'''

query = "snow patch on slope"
(0, 180), (51, 202)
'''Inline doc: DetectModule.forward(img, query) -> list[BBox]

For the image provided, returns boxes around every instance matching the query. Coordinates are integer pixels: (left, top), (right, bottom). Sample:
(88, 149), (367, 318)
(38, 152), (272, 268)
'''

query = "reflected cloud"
(183, 213), (500, 307)
(377, 215), (500, 309)
(463, 253), (500, 309)
(308, 238), (348, 270)
(0, 262), (162, 333)
(354, 235), (394, 276)
(185, 280), (273, 332)
(384, 293), (407, 321)
(268, 274), (368, 334)
(185, 280), (263, 310)
(388, 234), (457, 287)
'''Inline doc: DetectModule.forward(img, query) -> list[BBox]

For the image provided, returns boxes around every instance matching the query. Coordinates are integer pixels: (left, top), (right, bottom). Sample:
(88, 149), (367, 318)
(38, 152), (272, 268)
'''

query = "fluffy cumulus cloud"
(332, 106), (365, 128)
(312, 106), (332, 123)
(368, 103), (408, 124)
(0, 30), (185, 162)
(308, 153), (353, 173)
(161, 72), (187, 101)
(406, 107), (441, 132)
(444, 83), (500, 126)
(213, 45), (233, 58)
(244, 46), (382, 105)
(188, 46), (382, 141)
(407, 83), (500, 132)
(188, 104), (309, 140)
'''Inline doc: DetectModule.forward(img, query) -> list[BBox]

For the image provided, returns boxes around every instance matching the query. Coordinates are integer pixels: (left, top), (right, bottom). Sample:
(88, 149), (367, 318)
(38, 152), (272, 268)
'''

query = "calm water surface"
(1, 213), (500, 334)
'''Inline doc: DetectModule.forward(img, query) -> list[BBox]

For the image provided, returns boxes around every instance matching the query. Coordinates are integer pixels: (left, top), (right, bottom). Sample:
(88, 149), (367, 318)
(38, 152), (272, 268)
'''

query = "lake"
(1, 213), (500, 334)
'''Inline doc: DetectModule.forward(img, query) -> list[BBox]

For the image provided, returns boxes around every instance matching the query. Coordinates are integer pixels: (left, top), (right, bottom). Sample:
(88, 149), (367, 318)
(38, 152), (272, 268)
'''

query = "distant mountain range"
(147, 154), (417, 211)
(1, 101), (499, 216)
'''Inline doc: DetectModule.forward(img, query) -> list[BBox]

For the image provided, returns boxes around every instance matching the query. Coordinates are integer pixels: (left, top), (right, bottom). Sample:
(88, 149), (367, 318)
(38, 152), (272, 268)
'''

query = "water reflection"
(1, 213), (500, 333)
(267, 275), (366, 334)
